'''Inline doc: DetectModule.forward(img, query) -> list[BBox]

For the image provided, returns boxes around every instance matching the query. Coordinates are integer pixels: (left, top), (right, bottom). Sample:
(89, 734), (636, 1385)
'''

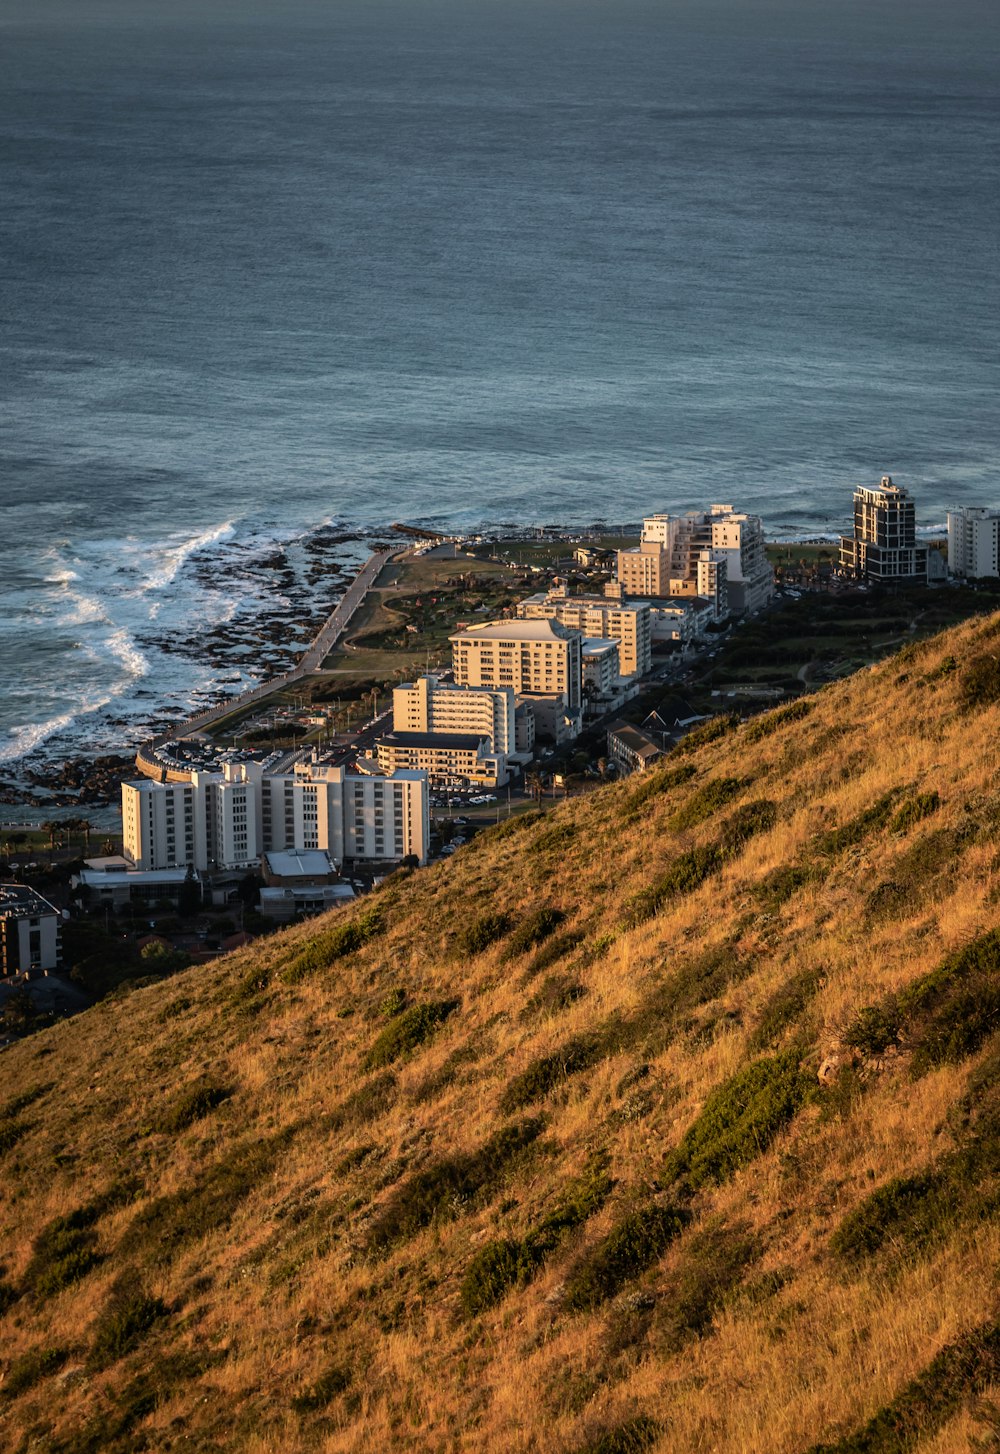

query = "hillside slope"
(4, 616), (1000, 1453)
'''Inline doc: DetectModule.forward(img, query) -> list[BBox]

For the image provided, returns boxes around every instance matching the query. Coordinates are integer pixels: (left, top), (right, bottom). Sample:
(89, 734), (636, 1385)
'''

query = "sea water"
(2, 0), (998, 768)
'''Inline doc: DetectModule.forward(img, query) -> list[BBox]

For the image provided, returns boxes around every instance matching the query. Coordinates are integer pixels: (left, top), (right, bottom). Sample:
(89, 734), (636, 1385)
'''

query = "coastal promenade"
(140, 548), (400, 756)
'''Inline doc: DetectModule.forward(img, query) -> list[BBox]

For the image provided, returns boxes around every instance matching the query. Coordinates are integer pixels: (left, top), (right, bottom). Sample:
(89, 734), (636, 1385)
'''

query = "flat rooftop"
(264, 850), (338, 878)
(0, 885), (59, 920)
(378, 731), (486, 751)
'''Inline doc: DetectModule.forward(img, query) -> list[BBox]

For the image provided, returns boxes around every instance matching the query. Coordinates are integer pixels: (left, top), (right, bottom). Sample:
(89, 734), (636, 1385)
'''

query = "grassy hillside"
(4, 615), (1000, 1453)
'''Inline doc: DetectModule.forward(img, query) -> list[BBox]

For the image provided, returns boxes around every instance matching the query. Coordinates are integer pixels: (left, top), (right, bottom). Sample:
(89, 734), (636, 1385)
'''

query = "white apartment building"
(515, 592), (651, 678)
(0, 885), (61, 976)
(450, 619), (583, 709)
(947, 506), (1000, 579)
(581, 638), (620, 697)
(123, 761), (263, 873)
(392, 676), (516, 755)
(124, 757), (429, 872)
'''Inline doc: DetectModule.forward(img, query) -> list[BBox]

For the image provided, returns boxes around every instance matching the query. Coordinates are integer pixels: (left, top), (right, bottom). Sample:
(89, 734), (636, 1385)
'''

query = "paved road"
(150, 548), (401, 746)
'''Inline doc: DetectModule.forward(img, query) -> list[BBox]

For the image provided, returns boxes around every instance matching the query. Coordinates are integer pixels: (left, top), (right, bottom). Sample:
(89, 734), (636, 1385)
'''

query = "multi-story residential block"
(450, 619), (583, 709)
(392, 676), (516, 754)
(617, 506), (771, 616)
(0, 885), (61, 975)
(839, 476), (928, 582)
(515, 592), (651, 678)
(581, 638), (620, 698)
(947, 505), (1000, 579)
(124, 757), (430, 872)
(372, 731), (507, 786)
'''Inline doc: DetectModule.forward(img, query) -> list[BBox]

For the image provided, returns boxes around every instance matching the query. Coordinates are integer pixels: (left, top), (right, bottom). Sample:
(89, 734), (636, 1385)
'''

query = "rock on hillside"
(4, 616), (1000, 1453)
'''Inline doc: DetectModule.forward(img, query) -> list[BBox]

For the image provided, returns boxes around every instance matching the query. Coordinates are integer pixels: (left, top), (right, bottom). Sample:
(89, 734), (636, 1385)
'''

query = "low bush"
(903, 928), (1000, 1076)
(571, 1416), (663, 1454)
(814, 792), (900, 858)
(472, 810), (544, 847)
(529, 823), (577, 856)
(366, 1118), (545, 1254)
(326, 1071), (398, 1131)
(665, 1048), (809, 1190)
(564, 1201), (690, 1311)
(460, 1159), (613, 1316)
(829, 1171), (947, 1262)
(743, 698), (813, 744)
(0, 1120), (29, 1156)
(21, 1184), (137, 1299)
(523, 974), (586, 1020)
(670, 714), (740, 757)
(1, 1345), (69, 1399)
(499, 1033), (608, 1113)
(378, 986), (407, 1018)
(842, 1000), (903, 1059)
(89, 1280), (167, 1368)
(502, 907), (566, 961)
(749, 968), (823, 1050)
(121, 1131), (291, 1257)
(668, 777), (744, 831)
(626, 762), (697, 812)
(281, 906), (383, 985)
(458, 912), (512, 957)
(805, 1317), (1000, 1454)
(363, 1000), (459, 1070)
(654, 1220), (761, 1350)
(717, 799), (777, 856)
(890, 791), (940, 834)
(523, 930), (585, 981)
(152, 1081), (231, 1136)
(752, 863), (819, 911)
(620, 846), (723, 929)
(291, 1363), (352, 1413)
(961, 654), (1000, 712)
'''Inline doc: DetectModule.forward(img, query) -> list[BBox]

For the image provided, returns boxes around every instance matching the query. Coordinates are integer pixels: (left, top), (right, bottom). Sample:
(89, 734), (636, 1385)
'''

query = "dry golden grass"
(3, 614), (1000, 1452)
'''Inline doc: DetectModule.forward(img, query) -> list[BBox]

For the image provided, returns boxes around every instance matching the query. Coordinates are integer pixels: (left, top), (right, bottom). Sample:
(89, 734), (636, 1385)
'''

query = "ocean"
(2, 0), (998, 771)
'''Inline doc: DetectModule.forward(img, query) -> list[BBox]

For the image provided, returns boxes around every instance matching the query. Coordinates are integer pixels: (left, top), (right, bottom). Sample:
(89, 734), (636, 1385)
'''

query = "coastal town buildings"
(947, 505), (1000, 579)
(259, 850), (356, 922)
(371, 731), (508, 787)
(839, 477), (929, 582)
(450, 618), (583, 708)
(514, 592), (652, 678)
(616, 507), (773, 616)
(0, 884), (62, 975)
(121, 756), (430, 877)
(392, 677), (516, 755)
(606, 722), (663, 775)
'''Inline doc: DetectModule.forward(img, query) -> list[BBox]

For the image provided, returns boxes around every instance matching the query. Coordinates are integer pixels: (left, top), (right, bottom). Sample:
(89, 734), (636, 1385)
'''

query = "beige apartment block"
(392, 676), (515, 754)
(515, 592), (651, 678)
(617, 506), (771, 616)
(373, 731), (507, 786)
(450, 618), (583, 708)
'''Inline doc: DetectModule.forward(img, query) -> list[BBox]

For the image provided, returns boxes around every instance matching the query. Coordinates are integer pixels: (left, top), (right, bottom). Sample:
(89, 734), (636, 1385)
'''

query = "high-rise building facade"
(839, 476), (928, 581)
(947, 506), (1000, 579)
(617, 505), (772, 616)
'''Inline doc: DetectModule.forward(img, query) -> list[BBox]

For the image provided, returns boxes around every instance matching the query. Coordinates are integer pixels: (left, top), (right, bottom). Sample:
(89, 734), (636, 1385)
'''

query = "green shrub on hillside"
(523, 930), (585, 981)
(670, 715), (740, 757)
(523, 973), (586, 1020)
(805, 1317), (1000, 1454)
(665, 1049), (809, 1190)
(752, 863), (819, 912)
(902, 928), (1000, 1075)
(363, 1000), (459, 1070)
(366, 1117), (545, 1254)
(743, 698), (813, 745)
(0, 1345), (69, 1399)
(121, 1132), (291, 1257)
(472, 810), (544, 848)
(564, 1202), (690, 1311)
(281, 906), (383, 985)
(961, 654), (1000, 712)
(499, 1032), (608, 1113)
(458, 912), (512, 956)
(829, 1171), (947, 1262)
(378, 986), (407, 1018)
(814, 793), (900, 858)
(529, 822), (577, 856)
(654, 1220), (761, 1350)
(626, 762), (697, 812)
(620, 846), (723, 929)
(749, 968), (823, 1050)
(152, 1081), (231, 1136)
(89, 1279), (167, 1368)
(842, 1000), (903, 1059)
(23, 1183), (139, 1299)
(291, 1363), (352, 1414)
(325, 1071), (398, 1132)
(502, 907), (566, 960)
(889, 792), (940, 834)
(668, 777), (744, 831)
(460, 1159), (613, 1316)
(717, 799), (777, 856)
(571, 1415), (663, 1454)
